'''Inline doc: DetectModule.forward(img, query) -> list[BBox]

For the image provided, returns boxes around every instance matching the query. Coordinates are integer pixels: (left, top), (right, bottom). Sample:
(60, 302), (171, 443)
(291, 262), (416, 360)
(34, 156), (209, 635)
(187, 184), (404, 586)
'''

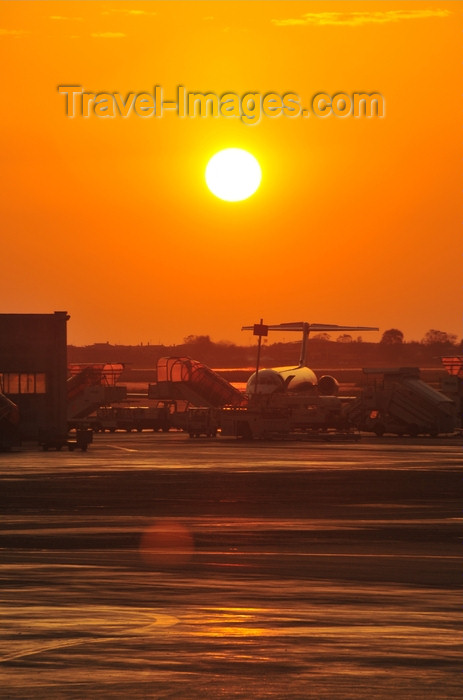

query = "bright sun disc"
(205, 148), (261, 202)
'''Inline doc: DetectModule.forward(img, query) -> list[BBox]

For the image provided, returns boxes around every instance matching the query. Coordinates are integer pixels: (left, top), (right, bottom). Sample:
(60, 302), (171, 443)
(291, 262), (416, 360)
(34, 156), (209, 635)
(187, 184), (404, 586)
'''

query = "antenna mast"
(299, 323), (310, 367)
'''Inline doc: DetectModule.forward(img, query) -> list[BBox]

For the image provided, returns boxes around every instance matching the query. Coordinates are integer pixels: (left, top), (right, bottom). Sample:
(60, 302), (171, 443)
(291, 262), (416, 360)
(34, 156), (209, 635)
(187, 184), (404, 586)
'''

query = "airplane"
(242, 321), (379, 396)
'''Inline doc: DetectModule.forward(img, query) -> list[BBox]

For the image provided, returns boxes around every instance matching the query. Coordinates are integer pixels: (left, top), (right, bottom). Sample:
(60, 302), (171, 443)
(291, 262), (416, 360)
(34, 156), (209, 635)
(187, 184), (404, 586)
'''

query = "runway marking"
(104, 444), (139, 453)
(1, 639), (85, 662)
(0, 612), (180, 662)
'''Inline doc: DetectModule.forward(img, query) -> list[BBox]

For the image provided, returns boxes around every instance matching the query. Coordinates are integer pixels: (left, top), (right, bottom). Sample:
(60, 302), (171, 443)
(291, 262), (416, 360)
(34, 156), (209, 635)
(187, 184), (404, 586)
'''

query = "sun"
(205, 148), (262, 202)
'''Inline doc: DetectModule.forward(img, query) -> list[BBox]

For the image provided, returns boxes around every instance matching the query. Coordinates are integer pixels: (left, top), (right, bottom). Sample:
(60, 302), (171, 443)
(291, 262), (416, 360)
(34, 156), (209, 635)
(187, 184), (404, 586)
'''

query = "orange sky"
(1, 1), (461, 346)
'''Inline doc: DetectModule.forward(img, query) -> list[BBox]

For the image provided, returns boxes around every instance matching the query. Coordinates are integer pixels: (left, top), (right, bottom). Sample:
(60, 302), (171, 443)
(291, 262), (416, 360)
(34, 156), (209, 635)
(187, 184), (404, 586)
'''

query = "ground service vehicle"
(90, 401), (179, 433)
(187, 407), (220, 437)
(220, 392), (351, 439)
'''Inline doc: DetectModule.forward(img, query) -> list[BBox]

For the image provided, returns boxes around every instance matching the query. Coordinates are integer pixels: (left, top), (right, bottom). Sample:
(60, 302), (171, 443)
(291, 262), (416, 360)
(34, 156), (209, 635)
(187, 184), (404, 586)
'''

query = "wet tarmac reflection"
(1, 433), (461, 698)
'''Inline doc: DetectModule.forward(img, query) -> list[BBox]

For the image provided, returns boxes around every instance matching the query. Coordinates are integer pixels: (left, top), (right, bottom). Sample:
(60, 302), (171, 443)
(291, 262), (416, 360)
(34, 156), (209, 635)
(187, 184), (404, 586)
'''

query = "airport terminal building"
(0, 312), (69, 441)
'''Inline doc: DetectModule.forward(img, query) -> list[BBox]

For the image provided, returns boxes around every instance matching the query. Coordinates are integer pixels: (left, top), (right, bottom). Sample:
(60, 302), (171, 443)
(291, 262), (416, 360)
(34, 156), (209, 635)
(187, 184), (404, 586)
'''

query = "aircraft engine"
(317, 375), (339, 396)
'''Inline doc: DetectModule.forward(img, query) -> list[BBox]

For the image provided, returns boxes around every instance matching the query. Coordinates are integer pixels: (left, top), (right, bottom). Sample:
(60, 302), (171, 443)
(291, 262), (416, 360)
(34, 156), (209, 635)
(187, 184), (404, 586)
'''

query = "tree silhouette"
(312, 332), (331, 341)
(380, 328), (404, 344)
(183, 335), (212, 346)
(422, 329), (458, 345)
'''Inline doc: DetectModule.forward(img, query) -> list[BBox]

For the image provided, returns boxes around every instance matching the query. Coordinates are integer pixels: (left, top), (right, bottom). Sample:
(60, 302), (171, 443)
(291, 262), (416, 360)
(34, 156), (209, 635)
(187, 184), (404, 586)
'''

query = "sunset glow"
(0, 1), (460, 345)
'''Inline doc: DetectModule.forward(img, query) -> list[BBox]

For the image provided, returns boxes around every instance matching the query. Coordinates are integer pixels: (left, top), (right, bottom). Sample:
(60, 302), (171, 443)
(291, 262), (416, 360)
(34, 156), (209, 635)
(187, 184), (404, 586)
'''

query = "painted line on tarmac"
(1, 639), (86, 662)
(103, 444), (139, 453)
(0, 613), (180, 662)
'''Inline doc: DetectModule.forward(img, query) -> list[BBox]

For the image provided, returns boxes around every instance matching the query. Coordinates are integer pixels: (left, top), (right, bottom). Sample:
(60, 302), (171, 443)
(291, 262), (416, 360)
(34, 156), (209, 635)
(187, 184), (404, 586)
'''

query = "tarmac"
(1, 433), (462, 699)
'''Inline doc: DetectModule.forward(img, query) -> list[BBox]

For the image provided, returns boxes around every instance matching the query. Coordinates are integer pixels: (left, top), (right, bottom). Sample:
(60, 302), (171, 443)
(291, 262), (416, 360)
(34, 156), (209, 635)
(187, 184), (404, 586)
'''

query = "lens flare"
(139, 520), (194, 567)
